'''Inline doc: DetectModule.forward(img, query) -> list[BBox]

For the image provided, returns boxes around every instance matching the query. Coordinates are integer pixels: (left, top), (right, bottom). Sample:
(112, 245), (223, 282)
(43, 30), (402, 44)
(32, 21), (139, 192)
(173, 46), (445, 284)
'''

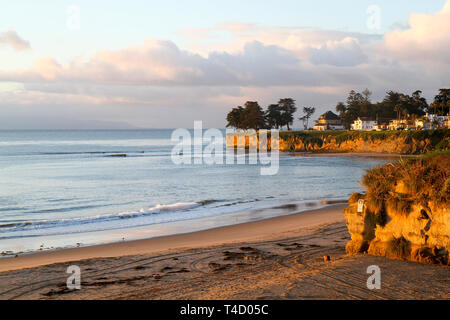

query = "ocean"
(0, 130), (385, 255)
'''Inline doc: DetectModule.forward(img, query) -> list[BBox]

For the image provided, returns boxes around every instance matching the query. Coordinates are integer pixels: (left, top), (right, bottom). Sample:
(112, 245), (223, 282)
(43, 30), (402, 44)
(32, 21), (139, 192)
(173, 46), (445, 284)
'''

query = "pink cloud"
(384, 0), (450, 67)
(0, 29), (30, 51)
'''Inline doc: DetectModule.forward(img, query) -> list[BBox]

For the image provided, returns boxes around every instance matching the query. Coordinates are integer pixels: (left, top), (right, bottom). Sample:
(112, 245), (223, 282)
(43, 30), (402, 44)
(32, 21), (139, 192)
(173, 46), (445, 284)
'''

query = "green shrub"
(362, 153), (450, 210)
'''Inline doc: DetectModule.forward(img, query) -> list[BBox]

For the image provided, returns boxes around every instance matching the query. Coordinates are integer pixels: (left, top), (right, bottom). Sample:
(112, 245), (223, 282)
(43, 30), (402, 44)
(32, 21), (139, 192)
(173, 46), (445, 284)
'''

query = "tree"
(362, 88), (372, 102)
(344, 90), (368, 127)
(299, 107), (315, 129)
(335, 102), (347, 118)
(241, 101), (266, 130)
(411, 90), (428, 115)
(378, 90), (426, 120)
(265, 104), (283, 129)
(430, 89), (450, 115)
(278, 98), (297, 130)
(226, 106), (244, 129)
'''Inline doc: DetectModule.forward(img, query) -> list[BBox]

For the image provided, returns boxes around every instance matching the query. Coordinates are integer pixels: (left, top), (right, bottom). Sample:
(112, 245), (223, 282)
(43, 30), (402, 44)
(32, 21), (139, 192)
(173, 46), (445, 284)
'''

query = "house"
(313, 111), (344, 131)
(425, 113), (448, 128)
(388, 119), (408, 130)
(351, 118), (377, 131)
(415, 118), (431, 130)
(373, 123), (388, 131)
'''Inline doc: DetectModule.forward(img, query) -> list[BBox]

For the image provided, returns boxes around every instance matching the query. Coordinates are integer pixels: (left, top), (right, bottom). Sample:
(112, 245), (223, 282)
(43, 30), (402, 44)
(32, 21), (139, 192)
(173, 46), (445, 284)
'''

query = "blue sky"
(0, 0), (449, 128)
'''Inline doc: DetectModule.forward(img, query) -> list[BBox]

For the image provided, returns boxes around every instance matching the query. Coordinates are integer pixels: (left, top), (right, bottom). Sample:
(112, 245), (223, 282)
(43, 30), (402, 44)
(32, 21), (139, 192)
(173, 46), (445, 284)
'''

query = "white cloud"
(0, 39), (321, 87)
(383, 0), (450, 67)
(0, 29), (30, 51)
(180, 22), (381, 59)
(310, 37), (368, 67)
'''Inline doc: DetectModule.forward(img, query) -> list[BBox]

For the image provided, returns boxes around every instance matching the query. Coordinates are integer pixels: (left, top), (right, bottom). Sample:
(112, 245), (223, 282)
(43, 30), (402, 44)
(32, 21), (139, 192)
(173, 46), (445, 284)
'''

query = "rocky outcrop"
(344, 154), (450, 265)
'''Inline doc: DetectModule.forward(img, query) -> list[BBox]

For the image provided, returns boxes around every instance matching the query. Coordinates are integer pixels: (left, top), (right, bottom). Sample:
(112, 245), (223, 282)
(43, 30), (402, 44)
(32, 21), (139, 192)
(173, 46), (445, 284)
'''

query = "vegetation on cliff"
(362, 151), (449, 220)
(344, 152), (450, 265)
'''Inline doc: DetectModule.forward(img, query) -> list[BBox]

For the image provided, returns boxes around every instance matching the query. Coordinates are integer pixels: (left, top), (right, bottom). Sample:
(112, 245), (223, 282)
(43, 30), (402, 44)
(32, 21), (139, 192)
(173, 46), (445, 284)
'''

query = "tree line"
(335, 89), (449, 129)
(226, 89), (450, 131)
(226, 99), (299, 131)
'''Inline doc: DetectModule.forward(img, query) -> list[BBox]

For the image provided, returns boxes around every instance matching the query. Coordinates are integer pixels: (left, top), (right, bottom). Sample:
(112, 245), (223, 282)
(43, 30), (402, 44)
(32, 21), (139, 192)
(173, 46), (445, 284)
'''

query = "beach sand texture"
(0, 204), (448, 300)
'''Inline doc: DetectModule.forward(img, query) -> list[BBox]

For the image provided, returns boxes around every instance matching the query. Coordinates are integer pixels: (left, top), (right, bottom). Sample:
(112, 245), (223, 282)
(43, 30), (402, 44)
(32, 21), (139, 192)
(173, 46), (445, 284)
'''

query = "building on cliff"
(425, 113), (449, 129)
(388, 119), (408, 130)
(373, 122), (388, 131)
(313, 111), (344, 131)
(351, 117), (377, 131)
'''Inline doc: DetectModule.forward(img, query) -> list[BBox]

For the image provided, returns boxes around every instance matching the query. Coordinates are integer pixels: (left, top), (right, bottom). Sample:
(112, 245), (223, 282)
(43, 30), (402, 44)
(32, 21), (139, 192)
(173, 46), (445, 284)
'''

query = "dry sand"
(0, 204), (448, 300)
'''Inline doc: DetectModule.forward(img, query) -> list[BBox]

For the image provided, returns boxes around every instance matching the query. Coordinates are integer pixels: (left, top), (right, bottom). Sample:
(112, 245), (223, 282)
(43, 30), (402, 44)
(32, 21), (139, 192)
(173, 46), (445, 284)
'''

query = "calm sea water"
(0, 130), (384, 254)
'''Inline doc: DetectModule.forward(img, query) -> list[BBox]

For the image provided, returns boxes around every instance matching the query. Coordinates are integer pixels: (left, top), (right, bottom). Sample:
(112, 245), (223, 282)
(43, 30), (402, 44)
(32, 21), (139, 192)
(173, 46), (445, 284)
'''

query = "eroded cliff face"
(344, 195), (449, 265)
(344, 155), (450, 266)
(226, 130), (450, 155)
(279, 134), (444, 154)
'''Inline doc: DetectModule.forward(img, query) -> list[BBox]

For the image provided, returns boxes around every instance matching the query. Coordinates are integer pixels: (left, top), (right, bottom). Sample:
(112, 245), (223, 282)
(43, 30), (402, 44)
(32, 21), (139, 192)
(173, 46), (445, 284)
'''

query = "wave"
(0, 201), (210, 234)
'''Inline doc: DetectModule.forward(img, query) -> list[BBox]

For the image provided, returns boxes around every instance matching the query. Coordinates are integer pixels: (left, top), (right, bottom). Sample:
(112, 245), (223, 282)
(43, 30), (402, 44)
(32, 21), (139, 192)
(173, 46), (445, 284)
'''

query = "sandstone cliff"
(278, 130), (450, 154)
(226, 129), (450, 155)
(344, 153), (449, 265)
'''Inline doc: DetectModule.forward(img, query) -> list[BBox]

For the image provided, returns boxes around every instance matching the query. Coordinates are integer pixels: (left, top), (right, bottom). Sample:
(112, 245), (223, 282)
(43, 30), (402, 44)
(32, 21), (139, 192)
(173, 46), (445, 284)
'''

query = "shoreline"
(0, 204), (346, 273)
(287, 152), (420, 158)
(1, 202), (448, 300)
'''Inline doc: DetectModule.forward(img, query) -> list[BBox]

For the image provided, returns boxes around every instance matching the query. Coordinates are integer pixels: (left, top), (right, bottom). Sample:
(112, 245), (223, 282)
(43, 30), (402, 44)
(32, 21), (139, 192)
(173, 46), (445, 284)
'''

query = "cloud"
(0, 39), (323, 87)
(1, 3), (450, 129)
(310, 37), (367, 67)
(383, 0), (450, 67)
(0, 29), (30, 51)
(180, 22), (381, 58)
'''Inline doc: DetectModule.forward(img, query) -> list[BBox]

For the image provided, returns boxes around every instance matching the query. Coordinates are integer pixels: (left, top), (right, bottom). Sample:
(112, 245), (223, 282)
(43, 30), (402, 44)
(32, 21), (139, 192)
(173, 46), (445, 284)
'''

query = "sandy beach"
(0, 204), (448, 300)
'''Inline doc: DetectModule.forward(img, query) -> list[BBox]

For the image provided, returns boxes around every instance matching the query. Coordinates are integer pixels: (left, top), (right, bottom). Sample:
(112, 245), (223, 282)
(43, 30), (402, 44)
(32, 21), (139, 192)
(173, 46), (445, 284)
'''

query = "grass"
(362, 153), (450, 218)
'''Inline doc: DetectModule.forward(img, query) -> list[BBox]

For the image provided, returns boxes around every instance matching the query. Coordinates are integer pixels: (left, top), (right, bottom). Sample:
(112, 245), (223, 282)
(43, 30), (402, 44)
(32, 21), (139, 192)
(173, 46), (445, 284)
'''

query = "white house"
(415, 118), (431, 130)
(425, 113), (448, 128)
(351, 118), (377, 131)
(388, 119), (408, 130)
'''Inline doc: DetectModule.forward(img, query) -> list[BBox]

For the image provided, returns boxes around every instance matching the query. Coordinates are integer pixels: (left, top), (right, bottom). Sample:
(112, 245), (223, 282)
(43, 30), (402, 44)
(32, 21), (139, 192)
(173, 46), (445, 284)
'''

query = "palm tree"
(335, 102), (347, 119)
(299, 107), (316, 129)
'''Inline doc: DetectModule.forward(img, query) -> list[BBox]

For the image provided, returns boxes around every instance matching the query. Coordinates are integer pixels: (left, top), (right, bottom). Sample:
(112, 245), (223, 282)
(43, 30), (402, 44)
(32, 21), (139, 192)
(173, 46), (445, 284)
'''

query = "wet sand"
(0, 204), (448, 300)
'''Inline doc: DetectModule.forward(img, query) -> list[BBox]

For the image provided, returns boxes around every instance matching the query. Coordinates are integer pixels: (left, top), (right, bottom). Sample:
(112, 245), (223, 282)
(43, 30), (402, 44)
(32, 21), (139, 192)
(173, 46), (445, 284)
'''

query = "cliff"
(226, 129), (450, 155)
(344, 153), (450, 265)
(279, 130), (450, 154)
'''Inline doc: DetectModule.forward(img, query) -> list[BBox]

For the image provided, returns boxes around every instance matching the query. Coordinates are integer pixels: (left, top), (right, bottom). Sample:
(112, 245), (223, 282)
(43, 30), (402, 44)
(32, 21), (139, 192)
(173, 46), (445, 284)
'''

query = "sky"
(0, 0), (449, 129)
